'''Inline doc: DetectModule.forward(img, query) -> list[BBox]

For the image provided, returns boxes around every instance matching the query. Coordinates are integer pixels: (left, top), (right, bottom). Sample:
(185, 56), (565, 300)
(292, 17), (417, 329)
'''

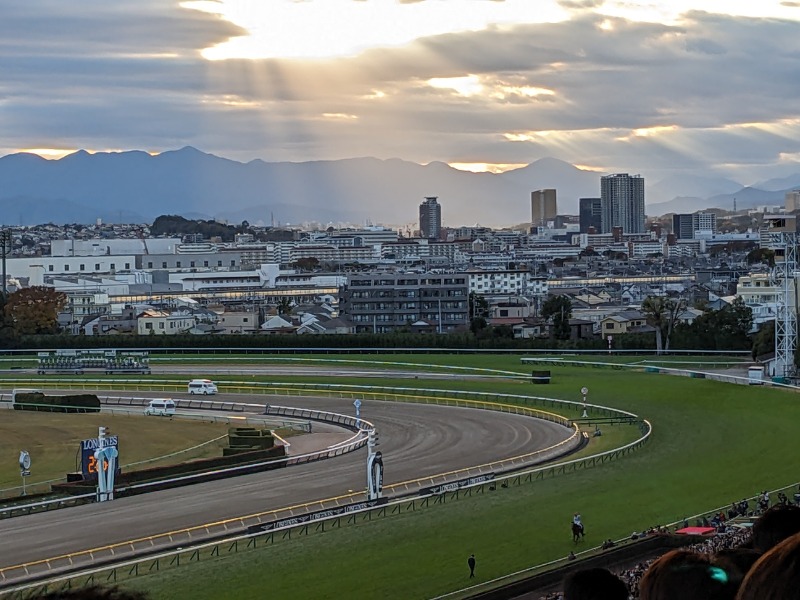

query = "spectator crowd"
(540, 490), (800, 600)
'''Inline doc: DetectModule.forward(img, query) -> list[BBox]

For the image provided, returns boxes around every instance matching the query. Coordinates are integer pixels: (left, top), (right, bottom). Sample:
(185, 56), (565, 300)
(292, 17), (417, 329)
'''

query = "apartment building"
(467, 269), (549, 296)
(339, 272), (469, 333)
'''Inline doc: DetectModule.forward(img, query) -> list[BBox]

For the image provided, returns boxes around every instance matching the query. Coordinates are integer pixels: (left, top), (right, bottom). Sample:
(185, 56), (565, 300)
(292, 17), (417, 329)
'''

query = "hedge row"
(7, 332), (643, 351)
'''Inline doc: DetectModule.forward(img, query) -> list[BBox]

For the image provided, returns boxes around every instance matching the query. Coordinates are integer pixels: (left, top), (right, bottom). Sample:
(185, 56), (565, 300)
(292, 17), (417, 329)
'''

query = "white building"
(50, 238), (180, 257)
(466, 269), (549, 296)
(7, 256), (138, 285)
(735, 272), (800, 329)
(137, 310), (196, 335)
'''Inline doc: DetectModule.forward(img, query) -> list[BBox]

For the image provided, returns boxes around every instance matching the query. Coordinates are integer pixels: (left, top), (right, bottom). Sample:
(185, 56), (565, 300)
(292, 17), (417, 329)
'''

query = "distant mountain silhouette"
(0, 147), (797, 226)
(648, 174), (742, 206)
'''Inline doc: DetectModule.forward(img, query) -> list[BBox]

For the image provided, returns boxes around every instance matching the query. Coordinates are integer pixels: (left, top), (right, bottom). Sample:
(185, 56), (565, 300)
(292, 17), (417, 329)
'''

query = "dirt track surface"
(0, 394), (571, 570)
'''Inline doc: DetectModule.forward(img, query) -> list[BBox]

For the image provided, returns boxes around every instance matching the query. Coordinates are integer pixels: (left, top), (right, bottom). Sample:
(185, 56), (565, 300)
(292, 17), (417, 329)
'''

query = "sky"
(2, 0), (800, 186)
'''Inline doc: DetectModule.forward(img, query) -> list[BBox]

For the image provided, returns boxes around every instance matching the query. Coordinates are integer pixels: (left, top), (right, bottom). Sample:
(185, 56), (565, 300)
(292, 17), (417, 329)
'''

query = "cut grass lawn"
(0, 411), (230, 492)
(107, 357), (800, 600)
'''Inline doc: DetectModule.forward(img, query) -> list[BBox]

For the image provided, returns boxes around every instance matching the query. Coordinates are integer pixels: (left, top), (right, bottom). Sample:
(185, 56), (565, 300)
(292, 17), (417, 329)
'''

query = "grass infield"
(85, 355), (800, 600)
(0, 412), (230, 493)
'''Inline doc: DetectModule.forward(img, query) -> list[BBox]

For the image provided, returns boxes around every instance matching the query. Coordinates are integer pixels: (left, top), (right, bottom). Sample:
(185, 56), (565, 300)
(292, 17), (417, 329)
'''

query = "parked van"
(187, 379), (218, 395)
(144, 398), (176, 417)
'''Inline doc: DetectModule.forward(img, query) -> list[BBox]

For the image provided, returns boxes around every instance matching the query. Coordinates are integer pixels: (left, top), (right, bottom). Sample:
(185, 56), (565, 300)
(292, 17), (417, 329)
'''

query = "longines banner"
(419, 473), (496, 496)
(249, 497), (389, 533)
(80, 437), (121, 480)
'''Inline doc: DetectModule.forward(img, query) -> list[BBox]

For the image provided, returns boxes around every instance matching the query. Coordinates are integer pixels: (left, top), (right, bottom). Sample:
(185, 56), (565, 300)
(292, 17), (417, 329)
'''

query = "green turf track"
(78, 355), (796, 600)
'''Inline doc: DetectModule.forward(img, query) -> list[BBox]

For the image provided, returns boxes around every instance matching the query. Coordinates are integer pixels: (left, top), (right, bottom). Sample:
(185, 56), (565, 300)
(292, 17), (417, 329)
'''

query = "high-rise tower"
(531, 189), (558, 227)
(579, 198), (602, 233)
(600, 174), (645, 234)
(419, 196), (442, 239)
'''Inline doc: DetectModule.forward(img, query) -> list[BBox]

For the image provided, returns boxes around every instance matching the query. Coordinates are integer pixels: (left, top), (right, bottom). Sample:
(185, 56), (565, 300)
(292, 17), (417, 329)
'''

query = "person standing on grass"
(468, 554), (476, 578)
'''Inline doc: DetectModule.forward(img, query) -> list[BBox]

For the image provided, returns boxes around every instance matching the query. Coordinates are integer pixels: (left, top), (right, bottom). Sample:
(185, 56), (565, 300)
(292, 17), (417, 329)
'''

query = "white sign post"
(19, 451), (31, 496)
(607, 335), (613, 355)
(95, 426), (118, 502)
(366, 429), (383, 501)
(580, 387), (589, 418)
(353, 398), (362, 429)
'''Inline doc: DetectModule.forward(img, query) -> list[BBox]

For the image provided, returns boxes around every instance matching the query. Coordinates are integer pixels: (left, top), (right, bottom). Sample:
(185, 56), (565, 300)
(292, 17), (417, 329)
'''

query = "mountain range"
(0, 147), (798, 227)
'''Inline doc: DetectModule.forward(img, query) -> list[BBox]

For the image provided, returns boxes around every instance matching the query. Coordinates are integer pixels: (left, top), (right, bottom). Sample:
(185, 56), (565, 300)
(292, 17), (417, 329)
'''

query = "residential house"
(260, 315), (296, 334)
(321, 317), (355, 334)
(599, 310), (650, 336)
(217, 310), (260, 334)
(568, 318), (596, 341)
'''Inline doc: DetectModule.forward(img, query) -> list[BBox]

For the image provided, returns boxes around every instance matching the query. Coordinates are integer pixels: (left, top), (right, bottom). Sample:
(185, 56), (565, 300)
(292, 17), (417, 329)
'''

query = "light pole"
(0, 229), (11, 296)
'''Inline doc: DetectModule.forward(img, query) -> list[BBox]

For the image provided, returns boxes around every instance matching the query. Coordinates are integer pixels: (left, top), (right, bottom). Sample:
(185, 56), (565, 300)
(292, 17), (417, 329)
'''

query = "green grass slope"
(111, 359), (800, 600)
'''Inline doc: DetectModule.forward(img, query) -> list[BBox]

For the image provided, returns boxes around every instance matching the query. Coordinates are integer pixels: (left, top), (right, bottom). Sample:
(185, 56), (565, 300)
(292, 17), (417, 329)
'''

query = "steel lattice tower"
(765, 216), (798, 379)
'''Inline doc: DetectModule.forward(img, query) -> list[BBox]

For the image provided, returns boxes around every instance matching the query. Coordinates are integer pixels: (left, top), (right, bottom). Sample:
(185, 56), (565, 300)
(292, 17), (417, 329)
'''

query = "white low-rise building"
(8, 256), (138, 285)
(137, 310), (196, 335)
(467, 269), (549, 296)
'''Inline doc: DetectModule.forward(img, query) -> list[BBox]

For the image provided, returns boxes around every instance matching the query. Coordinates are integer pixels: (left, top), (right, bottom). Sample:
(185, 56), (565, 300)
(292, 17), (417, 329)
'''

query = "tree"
(541, 294), (572, 340)
(468, 292), (489, 335)
(642, 296), (686, 354)
(0, 293), (19, 346)
(662, 297), (687, 353)
(685, 298), (753, 350)
(641, 296), (667, 354)
(276, 297), (294, 316)
(292, 257), (320, 272)
(641, 296), (687, 354)
(468, 292), (489, 320)
(746, 247), (775, 267)
(4, 287), (67, 335)
(752, 321), (774, 360)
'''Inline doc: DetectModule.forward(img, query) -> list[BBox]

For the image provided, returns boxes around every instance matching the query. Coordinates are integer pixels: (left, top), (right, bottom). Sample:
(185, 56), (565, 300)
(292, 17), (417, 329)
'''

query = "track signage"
(80, 437), (120, 480)
(419, 473), (495, 496)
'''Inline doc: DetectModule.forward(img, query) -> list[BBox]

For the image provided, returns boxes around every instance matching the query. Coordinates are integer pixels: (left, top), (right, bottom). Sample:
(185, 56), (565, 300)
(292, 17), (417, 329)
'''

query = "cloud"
(1, 3), (799, 185)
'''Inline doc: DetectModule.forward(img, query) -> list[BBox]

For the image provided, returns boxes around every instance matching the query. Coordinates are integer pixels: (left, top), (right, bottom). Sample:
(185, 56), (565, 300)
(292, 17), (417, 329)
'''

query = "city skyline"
(1, 1), (800, 187)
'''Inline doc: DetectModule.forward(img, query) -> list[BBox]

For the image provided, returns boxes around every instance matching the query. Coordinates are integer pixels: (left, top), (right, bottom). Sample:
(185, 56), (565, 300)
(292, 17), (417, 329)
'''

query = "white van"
(144, 398), (176, 416)
(187, 379), (218, 395)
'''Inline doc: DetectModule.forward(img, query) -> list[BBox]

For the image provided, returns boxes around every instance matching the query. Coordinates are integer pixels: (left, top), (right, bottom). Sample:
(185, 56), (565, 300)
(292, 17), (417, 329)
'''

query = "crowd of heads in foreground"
(544, 503), (800, 600)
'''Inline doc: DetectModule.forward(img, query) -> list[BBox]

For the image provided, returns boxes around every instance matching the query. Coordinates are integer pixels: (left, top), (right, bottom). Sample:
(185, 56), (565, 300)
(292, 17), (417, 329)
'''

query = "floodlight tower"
(764, 215), (798, 379)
